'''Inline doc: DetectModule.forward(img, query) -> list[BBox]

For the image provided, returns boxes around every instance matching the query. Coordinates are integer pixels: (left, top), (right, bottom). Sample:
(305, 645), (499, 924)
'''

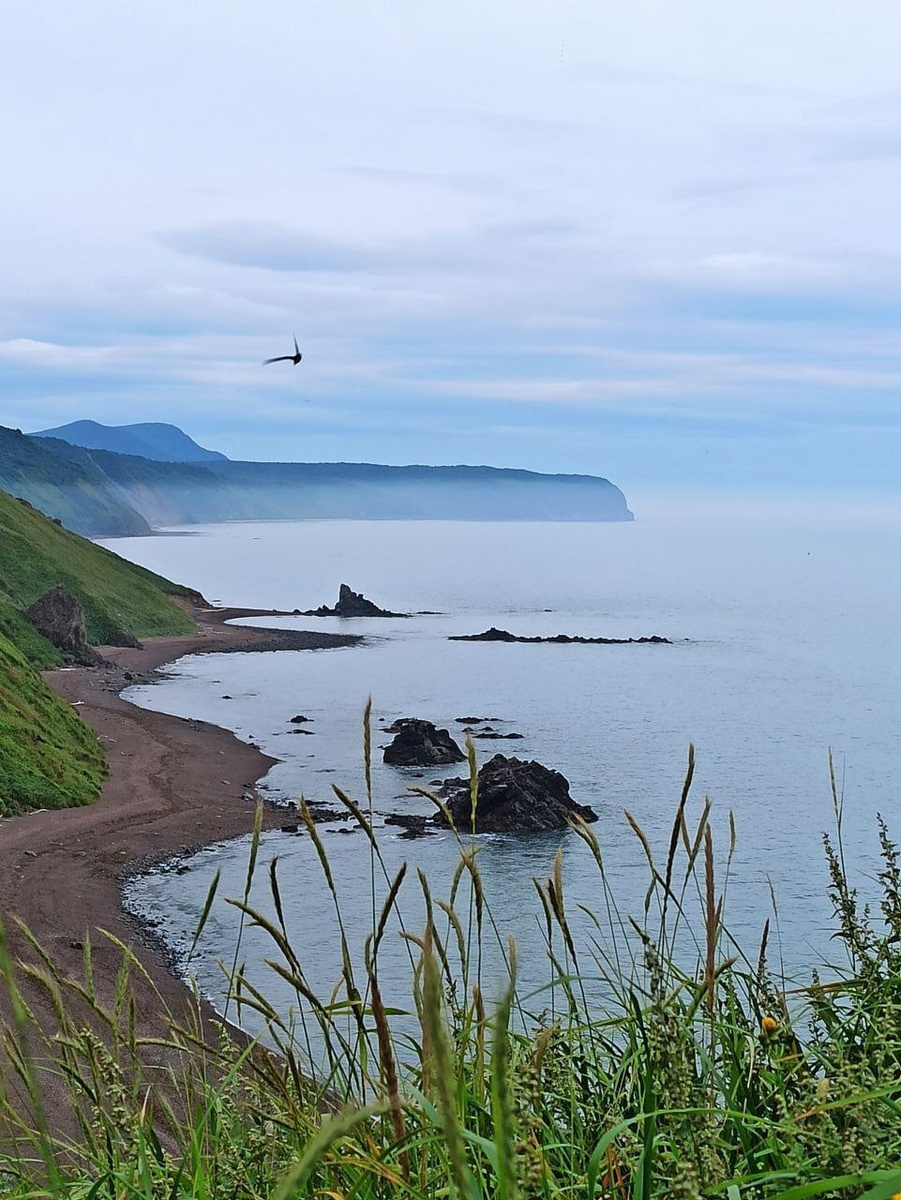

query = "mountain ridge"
(32, 419), (228, 462)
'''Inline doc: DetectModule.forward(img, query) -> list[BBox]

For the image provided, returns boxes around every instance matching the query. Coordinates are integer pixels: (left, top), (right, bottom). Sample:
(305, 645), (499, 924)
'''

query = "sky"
(2, 1), (901, 500)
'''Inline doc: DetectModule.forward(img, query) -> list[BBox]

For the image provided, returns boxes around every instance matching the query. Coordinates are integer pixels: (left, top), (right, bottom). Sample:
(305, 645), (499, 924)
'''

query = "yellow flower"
(760, 1015), (779, 1036)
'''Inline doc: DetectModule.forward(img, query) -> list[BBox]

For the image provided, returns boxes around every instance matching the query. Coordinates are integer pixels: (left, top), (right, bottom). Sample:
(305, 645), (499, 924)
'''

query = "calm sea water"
(101, 502), (901, 1039)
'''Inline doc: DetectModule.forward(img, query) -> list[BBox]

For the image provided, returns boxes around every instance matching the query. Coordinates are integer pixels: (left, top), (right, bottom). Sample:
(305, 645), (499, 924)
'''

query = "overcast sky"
(2, 1), (901, 498)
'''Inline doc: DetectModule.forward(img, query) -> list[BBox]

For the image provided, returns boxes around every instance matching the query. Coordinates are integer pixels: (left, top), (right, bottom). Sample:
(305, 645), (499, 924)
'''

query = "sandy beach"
(0, 606), (361, 1130)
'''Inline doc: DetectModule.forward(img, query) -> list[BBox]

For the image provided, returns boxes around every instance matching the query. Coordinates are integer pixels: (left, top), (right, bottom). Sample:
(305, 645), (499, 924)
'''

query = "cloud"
(335, 166), (507, 197)
(162, 224), (385, 274)
(4, 2), (901, 489)
(159, 218), (587, 278)
(0, 339), (117, 369)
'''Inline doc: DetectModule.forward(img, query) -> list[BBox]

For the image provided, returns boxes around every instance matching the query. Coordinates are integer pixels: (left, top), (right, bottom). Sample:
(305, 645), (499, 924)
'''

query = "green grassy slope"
(0, 488), (201, 647)
(0, 630), (107, 815)
(0, 485), (207, 814)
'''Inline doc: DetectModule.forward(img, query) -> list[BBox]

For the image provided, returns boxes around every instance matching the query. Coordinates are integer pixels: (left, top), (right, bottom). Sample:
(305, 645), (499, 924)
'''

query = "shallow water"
(102, 506), (901, 1041)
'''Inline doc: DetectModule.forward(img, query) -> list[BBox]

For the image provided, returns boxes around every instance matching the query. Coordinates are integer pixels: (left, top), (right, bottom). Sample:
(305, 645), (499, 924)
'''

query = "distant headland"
(0, 421), (634, 537)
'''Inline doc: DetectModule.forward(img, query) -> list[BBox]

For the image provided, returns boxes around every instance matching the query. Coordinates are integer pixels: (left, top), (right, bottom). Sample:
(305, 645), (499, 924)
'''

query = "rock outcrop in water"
(298, 584), (407, 618)
(26, 586), (109, 664)
(437, 754), (597, 832)
(450, 626), (671, 645)
(384, 812), (434, 838)
(383, 718), (466, 766)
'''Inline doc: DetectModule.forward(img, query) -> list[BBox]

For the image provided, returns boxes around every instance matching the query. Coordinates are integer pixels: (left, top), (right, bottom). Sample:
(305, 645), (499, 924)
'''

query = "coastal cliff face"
(0, 423), (633, 536)
(0, 425), (152, 536)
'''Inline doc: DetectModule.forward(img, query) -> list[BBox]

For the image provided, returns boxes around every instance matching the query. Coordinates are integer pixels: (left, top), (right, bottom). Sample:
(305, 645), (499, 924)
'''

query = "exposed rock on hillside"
(438, 754), (597, 832)
(383, 718), (466, 766)
(26, 586), (108, 665)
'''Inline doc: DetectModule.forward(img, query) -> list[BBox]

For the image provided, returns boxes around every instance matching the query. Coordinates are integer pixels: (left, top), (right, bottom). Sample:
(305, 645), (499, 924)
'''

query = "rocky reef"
(450, 626), (670, 645)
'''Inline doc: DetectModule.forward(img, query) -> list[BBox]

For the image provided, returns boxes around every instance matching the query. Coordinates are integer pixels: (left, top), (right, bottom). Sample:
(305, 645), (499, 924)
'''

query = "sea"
(99, 497), (901, 1042)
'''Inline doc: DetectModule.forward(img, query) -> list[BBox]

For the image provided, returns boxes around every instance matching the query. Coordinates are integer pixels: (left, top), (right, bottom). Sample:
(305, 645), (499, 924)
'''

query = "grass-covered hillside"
(0, 487), (200, 649)
(0, 630), (107, 815)
(0, 484), (204, 813)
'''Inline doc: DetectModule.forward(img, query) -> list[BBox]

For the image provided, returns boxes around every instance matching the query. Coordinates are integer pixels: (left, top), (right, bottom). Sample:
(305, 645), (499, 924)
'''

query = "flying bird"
(263, 336), (303, 366)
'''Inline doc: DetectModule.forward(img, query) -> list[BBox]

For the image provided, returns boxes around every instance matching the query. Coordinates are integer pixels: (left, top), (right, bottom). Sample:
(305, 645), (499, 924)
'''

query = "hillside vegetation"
(0, 487), (200, 648)
(0, 484), (202, 813)
(0, 630), (107, 815)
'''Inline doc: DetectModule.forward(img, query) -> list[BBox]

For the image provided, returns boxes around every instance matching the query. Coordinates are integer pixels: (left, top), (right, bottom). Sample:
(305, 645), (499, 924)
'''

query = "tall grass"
(1, 730), (901, 1198)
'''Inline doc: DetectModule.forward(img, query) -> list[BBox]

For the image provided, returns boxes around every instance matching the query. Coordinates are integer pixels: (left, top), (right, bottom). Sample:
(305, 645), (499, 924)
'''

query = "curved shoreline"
(0, 606), (362, 1126)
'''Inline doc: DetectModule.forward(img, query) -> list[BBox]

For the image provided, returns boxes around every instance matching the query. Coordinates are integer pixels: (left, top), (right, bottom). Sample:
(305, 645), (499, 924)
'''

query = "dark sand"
(0, 607), (360, 1131)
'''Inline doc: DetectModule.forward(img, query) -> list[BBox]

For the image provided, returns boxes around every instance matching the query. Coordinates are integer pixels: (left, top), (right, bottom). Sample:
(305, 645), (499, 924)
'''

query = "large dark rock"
(299, 584), (407, 618)
(383, 718), (466, 766)
(439, 754), (597, 832)
(25, 585), (103, 665)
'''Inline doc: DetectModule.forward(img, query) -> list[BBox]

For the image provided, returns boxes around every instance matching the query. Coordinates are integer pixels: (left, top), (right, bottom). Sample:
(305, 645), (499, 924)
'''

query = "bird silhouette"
(263, 335), (302, 365)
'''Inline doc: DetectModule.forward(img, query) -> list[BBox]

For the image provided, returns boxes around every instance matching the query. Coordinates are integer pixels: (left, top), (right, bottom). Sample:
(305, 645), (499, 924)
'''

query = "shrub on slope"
(0, 488), (200, 646)
(0, 631), (106, 815)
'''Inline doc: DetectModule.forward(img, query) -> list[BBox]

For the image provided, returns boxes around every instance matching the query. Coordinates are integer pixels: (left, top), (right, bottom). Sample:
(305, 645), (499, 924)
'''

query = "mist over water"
(105, 502), (901, 1037)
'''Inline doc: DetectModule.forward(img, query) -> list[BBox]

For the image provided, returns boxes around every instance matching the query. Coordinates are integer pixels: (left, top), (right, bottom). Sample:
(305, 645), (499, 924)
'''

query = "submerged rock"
(383, 718), (466, 766)
(438, 754), (597, 832)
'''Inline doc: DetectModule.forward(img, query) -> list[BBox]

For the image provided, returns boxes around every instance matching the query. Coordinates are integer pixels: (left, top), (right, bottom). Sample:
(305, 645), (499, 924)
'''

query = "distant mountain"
(0, 423), (633, 536)
(31, 420), (228, 463)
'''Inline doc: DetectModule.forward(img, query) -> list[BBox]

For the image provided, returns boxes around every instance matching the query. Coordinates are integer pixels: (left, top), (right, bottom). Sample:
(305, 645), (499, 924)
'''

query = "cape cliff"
(0, 423), (633, 537)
